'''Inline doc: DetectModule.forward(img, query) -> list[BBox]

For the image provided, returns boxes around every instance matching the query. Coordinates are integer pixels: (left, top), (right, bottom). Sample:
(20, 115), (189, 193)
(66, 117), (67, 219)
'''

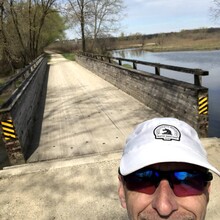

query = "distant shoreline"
(143, 46), (220, 53)
(111, 44), (220, 53)
(110, 27), (220, 53)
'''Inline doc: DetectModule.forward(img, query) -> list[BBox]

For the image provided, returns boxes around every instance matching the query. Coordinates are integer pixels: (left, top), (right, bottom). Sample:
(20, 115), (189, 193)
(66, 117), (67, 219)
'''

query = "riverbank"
(142, 36), (220, 52)
(111, 28), (220, 52)
(110, 44), (220, 53)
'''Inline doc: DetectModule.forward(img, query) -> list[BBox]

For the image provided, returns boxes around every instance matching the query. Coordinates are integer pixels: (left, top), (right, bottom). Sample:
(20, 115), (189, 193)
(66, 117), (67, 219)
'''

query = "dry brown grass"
(113, 28), (220, 52)
(144, 33), (220, 52)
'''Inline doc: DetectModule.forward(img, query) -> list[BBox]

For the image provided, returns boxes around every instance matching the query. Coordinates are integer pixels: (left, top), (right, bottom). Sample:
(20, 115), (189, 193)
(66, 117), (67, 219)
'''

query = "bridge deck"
(0, 54), (219, 220)
(27, 54), (161, 162)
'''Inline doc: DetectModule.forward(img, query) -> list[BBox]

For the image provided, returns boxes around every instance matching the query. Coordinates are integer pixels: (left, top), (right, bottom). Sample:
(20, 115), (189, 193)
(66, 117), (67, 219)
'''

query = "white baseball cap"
(120, 117), (220, 176)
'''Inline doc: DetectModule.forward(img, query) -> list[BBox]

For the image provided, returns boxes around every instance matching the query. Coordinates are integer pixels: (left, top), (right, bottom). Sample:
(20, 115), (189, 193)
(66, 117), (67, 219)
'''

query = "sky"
(121, 0), (219, 35)
(66, 0), (219, 39)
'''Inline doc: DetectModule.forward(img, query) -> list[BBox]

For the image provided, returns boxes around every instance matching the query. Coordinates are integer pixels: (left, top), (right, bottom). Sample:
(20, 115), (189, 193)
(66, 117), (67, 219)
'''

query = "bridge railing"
(76, 52), (209, 138)
(80, 52), (208, 87)
(0, 54), (48, 166)
(0, 54), (44, 108)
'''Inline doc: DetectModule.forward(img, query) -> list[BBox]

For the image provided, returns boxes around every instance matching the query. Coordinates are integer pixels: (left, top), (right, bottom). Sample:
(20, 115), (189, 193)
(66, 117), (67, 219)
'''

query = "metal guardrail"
(79, 52), (209, 87)
(0, 54), (45, 109)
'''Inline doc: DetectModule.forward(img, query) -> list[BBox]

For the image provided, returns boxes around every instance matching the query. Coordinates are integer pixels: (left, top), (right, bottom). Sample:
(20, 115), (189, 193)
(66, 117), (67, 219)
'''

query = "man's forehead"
(148, 162), (207, 172)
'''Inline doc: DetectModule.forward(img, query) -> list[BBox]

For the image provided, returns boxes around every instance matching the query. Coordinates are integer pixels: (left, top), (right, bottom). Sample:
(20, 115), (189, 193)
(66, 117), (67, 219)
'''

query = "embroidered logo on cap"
(153, 124), (181, 141)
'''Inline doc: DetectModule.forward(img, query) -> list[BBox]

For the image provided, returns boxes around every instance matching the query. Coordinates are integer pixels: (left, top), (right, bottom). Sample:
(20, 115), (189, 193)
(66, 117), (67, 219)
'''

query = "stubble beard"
(137, 210), (196, 220)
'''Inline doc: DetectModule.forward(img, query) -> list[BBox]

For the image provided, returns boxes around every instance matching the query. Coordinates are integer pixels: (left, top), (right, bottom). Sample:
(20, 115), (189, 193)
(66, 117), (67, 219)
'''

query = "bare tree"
(0, 0), (65, 74)
(14, 0), (57, 59)
(86, 0), (123, 51)
(0, 0), (18, 72)
(65, 0), (88, 52)
(66, 0), (91, 52)
(210, 0), (220, 21)
(32, 0), (57, 57)
(65, 0), (124, 52)
(9, 0), (28, 63)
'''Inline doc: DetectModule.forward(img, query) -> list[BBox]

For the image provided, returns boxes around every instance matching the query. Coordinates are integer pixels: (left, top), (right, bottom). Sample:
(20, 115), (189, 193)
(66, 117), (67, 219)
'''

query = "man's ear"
(118, 175), (127, 209)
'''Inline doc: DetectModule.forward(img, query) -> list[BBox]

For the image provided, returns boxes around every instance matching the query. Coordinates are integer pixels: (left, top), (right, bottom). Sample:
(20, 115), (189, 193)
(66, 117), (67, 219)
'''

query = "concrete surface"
(0, 153), (127, 220)
(0, 138), (220, 220)
(27, 54), (160, 163)
(0, 54), (219, 220)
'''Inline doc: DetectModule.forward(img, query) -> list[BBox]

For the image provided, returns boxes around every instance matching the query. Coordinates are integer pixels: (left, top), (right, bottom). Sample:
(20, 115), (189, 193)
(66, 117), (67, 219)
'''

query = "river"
(112, 49), (220, 137)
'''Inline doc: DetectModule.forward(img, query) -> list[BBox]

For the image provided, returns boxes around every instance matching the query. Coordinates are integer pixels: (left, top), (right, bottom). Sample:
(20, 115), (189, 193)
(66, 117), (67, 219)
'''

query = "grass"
(122, 64), (133, 69)
(112, 28), (220, 52)
(143, 35), (220, 52)
(62, 53), (75, 61)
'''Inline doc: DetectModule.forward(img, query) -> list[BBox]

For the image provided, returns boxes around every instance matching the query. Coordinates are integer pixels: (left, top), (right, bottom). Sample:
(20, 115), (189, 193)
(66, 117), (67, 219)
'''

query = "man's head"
(118, 118), (220, 220)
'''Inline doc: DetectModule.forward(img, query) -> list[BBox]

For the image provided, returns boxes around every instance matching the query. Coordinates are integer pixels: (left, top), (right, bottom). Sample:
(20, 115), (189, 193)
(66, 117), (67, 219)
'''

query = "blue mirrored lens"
(136, 170), (154, 178)
(174, 171), (194, 181)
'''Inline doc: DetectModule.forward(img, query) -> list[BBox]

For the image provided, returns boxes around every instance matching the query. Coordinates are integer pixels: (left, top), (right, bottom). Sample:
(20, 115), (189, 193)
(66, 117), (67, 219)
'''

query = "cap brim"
(120, 141), (220, 176)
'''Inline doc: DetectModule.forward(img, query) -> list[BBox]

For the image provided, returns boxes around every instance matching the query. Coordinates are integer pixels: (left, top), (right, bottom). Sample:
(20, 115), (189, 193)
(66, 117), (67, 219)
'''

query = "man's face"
(118, 163), (211, 220)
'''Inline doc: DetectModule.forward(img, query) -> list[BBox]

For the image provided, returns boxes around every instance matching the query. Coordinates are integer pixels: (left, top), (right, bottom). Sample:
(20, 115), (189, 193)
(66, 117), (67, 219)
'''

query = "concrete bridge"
(0, 53), (219, 219)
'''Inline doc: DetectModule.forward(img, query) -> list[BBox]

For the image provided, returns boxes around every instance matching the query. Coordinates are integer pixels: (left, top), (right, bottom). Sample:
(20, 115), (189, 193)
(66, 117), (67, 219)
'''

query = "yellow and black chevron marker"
(1, 119), (17, 141)
(198, 96), (208, 115)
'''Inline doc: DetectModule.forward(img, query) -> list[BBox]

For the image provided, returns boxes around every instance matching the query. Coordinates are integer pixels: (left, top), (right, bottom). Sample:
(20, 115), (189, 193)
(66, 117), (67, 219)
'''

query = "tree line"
(0, 0), (124, 76)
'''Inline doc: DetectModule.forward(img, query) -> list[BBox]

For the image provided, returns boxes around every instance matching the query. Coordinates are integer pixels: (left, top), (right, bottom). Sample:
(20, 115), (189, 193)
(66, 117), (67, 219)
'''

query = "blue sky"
(121, 0), (219, 35)
(66, 0), (219, 38)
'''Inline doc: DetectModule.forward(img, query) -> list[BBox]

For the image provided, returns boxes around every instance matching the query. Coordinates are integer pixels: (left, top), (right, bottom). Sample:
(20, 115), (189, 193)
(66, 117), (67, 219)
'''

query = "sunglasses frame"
(119, 167), (213, 197)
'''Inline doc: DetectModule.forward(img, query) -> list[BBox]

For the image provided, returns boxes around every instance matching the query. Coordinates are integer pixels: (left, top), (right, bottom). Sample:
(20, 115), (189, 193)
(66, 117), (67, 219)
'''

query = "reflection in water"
(112, 49), (220, 137)
(113, 48), (147, 59)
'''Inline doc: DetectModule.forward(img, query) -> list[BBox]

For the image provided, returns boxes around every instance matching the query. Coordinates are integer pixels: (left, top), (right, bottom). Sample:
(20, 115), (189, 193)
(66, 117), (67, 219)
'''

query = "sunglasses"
(121, 168), (213, 197)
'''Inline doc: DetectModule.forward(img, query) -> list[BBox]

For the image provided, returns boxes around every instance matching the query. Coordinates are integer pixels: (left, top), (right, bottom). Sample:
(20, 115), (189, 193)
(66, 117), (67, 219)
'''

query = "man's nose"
(151, 179), (178, 217)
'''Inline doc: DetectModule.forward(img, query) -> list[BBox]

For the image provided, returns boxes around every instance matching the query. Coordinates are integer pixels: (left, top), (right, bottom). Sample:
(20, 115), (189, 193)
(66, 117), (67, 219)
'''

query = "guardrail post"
(194, 75), (202, 87)
(119, 59), (122, 66)
(155, 67), (160, 75)
(133, 62), (137, 69)
(197, 91), (208, 137)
